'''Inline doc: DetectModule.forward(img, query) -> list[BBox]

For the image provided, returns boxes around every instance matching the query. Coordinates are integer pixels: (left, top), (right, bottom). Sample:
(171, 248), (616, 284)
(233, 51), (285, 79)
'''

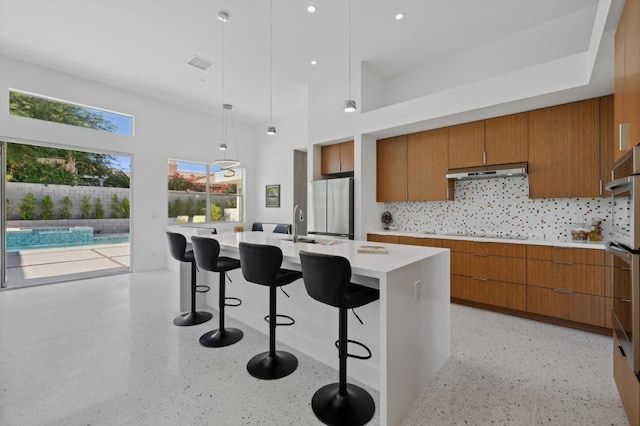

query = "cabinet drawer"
(527, 259), (604, 295)
(441, 240), (525, 257)
(451, 275), (526, 311)
(613, 333), (640, 426)
(367, 234), (400, 244)
(452, 253), (526, 284)
(527, 286), (606, 327)
(527, 245), (604, 265)
(398, 236), (442, 247)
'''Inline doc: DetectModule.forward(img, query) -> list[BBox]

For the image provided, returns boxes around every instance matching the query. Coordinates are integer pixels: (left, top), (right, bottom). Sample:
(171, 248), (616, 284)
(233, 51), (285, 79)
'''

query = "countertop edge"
(366, 230), (606, 250)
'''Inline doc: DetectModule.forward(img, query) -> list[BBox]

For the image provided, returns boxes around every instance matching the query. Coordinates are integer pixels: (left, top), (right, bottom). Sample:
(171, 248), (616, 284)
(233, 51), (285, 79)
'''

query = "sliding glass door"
(1, 140), (131, 288)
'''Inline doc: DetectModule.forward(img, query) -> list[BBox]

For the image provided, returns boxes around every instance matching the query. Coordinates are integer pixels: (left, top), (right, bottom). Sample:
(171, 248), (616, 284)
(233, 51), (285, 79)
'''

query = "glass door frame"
(1, 141), (6, 288)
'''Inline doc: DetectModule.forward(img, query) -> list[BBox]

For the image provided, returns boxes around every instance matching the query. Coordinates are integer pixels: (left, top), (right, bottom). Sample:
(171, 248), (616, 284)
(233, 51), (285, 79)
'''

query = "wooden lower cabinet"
(527, 259), (604, 296)
(452, 253), (526, 284)
(367, 234), (400, 244)
(451, 275), (526, 311)
(613, 333), (640, 426)
(527, 286), (606, 327)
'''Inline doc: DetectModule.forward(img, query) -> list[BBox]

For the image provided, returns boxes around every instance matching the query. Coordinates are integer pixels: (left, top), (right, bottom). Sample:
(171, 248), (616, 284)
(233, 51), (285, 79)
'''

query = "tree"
(19, 193), (36, 220)
(111, 194), (122, 218)
(39, 195), (54, 220)
(60, 196), (73, 219)
(94, 198), (104, 219)
(81, 196), (91, 219)
(210, 204), (223, 221)
(121, 197), (130, 218)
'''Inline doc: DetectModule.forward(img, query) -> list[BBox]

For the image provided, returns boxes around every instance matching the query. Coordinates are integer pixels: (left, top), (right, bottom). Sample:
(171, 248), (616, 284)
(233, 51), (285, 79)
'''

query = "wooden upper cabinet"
(614, 0), (640, 162)
(484, 112), (528, 165)
(600, 95), (614, 196)
(408, 128), (452, 201)
(528, 99), (600, 198)
(448, 121), (484, 169)
(321, 141), (354, 175)
(377, 135), (407, 202)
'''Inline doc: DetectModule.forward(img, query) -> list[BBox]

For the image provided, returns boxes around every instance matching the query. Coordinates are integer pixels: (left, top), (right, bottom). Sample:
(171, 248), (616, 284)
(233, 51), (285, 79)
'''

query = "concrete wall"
(5, 182), (129, 220)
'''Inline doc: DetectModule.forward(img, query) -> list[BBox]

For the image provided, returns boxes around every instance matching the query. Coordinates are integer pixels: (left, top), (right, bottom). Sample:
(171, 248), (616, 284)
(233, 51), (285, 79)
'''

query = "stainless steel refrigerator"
(307, 177), (354, 239)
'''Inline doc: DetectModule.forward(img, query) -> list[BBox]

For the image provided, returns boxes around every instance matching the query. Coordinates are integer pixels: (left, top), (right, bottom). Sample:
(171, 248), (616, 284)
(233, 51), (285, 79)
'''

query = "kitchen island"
(167, 227), (450, 426)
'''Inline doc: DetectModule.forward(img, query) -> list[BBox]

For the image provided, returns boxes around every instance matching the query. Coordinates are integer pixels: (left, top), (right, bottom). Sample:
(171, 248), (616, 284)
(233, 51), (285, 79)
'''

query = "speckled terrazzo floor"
(0, 271), (630, 425)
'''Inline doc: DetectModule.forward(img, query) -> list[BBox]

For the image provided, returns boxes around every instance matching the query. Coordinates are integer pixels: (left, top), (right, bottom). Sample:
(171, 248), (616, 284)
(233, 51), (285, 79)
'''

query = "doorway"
(1, 141), (131, 288)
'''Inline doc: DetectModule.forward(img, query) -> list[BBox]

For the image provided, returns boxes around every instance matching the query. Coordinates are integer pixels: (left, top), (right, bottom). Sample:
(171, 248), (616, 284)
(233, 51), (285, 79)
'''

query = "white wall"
(250, 110), (308, 226)
(0, 56), (257, 271)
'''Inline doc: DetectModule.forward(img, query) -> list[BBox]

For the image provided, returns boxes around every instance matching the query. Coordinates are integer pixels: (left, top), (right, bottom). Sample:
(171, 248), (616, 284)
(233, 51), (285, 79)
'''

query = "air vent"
(187, 55), (213, 71)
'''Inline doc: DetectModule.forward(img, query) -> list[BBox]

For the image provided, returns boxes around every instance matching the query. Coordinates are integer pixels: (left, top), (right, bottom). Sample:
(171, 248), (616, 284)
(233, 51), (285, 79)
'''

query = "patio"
(6, 242), (130, 286)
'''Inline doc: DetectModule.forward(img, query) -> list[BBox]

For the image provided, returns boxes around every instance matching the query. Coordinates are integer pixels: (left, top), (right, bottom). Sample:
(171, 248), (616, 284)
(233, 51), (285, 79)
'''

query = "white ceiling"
(0, 0), (622, 124)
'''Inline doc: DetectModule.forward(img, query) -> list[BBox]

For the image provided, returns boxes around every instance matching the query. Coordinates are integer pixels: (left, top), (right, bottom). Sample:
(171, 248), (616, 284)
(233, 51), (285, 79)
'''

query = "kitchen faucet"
(292, 204), (304, 242)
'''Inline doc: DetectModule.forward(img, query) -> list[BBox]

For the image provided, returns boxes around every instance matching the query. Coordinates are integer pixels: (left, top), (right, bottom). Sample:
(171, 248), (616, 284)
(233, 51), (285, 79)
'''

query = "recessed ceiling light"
(395, 12), (405, 21)
(310, 60), (318, 65)
(307, 5), (317, 13)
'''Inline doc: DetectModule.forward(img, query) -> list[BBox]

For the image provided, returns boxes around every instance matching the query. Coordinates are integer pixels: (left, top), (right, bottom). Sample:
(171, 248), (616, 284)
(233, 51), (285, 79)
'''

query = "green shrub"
(111, 194), (122, 218)
(81, 196), (91, 219)
(60, 196), (73, 219)
(121, 197), (130, 218)
(39, 195), (54, 220)
(185, 198), (196, 216)
(19, 192), (36, 220)
(172, 198), (184, 216)
(94, 198), (104, 219)
(210, 204), (223, 222)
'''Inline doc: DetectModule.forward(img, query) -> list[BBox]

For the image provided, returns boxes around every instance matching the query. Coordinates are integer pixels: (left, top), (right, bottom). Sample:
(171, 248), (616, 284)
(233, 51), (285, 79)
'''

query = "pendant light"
(212, 11), (241, 169)
(343, 0), (356, 113)
(266, 0), (276, 135)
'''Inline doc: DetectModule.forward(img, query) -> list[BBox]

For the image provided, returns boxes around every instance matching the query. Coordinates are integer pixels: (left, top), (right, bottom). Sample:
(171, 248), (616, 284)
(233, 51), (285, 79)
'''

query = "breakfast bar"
(168, 227), (450, 426)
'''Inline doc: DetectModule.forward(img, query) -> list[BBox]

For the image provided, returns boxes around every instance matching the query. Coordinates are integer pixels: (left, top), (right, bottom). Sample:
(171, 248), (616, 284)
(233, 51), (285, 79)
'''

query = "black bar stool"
(299, 250), (380, 426)
(238, 242), (302, 379)
(191, 236), (243, 347)
(166, 232), (212, 326)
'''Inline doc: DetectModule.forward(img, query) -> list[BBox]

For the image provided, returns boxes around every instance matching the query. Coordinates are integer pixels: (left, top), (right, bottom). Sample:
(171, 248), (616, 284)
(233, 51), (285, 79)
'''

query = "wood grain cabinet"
(528, 99), (601, 198)
(321, 140), (354, 175)
(613, 332), (640, 426)
(448, 113), (528, 169)
(526, 245), (606, 327)
(377, 129), (452, 202)
(443, 240), (527, 311)
(614, 0), (640, 162)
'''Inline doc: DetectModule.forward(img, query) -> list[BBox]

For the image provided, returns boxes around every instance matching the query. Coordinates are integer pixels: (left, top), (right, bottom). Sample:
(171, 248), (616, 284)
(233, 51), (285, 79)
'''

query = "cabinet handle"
(473, 253), (489, 257)
(621, 299), (632, 303)
(621, 267), (631, 271)
(619, 123), (629, 151)
(599, 179), (603, 196)
(406, 189), (408, 201)
(553, 289), (574, 294)
(482, 151), (486, 165)
(553, 261), (574, 265)
(619, 346), (627, 358)
(473, 277), (488, 281)
(339, 161), (342, 171)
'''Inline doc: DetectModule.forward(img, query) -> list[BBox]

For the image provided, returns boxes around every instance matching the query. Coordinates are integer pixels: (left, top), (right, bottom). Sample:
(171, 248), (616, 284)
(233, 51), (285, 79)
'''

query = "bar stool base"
(173, 311), (213, 327)
(311, 383), (375, 426)
(199, 328), (243, 347)
(247, 351), (298, 380)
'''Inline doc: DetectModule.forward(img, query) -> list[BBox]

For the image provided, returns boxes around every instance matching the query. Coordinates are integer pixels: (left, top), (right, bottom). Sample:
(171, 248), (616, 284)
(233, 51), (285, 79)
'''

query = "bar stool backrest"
(238, 242), (283, 286)
(299, 251), (351, 308)
(191, 236), (221, 272)
(167, 232), (188, 262)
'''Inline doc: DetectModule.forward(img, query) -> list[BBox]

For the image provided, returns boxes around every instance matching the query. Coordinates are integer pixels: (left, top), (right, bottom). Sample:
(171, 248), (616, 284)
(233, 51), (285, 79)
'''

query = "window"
(167, 159), (243, 224)
(9, 89), (134, 136)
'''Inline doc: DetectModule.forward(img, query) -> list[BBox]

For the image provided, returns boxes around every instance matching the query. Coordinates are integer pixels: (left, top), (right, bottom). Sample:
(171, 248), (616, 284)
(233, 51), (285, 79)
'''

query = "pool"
(6, 227), (130, 251)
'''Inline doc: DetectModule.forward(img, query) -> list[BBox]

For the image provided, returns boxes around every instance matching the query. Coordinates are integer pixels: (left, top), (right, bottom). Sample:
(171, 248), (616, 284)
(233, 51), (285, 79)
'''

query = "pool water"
(7, 227), (130, 252)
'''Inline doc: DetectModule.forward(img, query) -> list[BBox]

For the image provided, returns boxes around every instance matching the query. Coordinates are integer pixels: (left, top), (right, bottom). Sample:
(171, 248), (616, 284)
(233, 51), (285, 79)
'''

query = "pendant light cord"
(348, 0), (352, 99)
(221, 20), (227, 151)
(269, 0), (273, 124)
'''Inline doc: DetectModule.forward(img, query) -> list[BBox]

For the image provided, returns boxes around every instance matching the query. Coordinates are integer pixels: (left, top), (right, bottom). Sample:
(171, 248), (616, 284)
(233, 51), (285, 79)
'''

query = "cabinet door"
(408, 128), (452, 201)
(527, 286), (606, 327)
(377, 136), (407, 202)
(448, 121), (484, 169)
(321, 144), (341, 175)
(614, 13), (627, 162)
(600, 95), (614, 196)
(527, 259), (604, 296)
(340, 140), (354, 173)
(528, 99), (600, 198)
(626, 0), (640, 152)
(451, 275), (526, 311)
(484, 112), (528, 165)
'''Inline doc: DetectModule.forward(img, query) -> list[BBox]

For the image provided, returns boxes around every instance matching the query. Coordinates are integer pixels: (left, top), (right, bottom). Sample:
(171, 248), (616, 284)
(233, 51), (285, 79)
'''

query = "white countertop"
(168, 227), (448, 278)
(367, 230), (606, 250)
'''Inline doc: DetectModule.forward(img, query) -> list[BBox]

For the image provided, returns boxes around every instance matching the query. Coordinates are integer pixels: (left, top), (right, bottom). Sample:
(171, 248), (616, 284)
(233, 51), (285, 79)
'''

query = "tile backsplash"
(383, 177), (615, 241)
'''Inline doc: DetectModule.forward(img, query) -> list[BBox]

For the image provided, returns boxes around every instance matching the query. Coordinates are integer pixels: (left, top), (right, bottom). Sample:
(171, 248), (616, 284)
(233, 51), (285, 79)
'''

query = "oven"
(606, 144), (640, 374)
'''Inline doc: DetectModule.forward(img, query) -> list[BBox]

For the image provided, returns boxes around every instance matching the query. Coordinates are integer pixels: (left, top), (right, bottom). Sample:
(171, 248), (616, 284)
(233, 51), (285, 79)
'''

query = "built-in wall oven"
(606, 144), (640, 375)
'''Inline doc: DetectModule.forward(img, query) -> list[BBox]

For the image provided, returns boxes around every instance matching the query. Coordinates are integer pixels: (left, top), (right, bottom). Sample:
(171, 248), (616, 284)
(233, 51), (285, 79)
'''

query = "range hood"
(446, 162), (527, 180)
